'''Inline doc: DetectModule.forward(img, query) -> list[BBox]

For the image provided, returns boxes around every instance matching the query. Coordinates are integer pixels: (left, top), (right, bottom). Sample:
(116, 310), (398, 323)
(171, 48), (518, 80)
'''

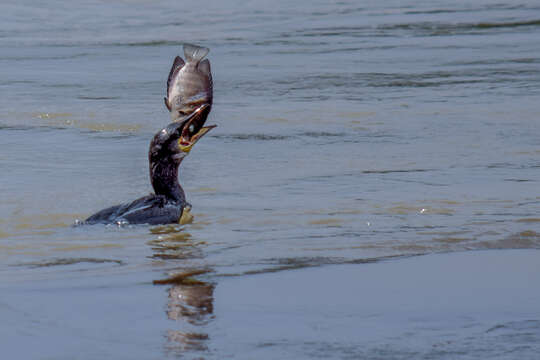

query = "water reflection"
(148, 226), (204, 260)
(165, 279), (215, 353)
(150, 225), (215, 355)
(166, 278), (214, 325)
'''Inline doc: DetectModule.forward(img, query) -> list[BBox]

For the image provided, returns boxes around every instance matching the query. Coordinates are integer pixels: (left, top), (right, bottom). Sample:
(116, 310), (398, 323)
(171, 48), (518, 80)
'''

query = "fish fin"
(198, 59), (211, 77)
(183, 43), (209, 63)
(164, 97), (171, 111)
(166, 56), (185, 100)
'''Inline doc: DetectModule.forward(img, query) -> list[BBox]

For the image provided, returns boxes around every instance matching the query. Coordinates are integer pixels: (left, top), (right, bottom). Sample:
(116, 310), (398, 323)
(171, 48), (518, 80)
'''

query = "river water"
(1, 1), (539, 359)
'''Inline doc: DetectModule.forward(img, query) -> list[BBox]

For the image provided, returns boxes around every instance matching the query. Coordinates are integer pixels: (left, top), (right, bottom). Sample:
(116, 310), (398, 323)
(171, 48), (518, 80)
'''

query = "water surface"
(1, 0), (539, 358)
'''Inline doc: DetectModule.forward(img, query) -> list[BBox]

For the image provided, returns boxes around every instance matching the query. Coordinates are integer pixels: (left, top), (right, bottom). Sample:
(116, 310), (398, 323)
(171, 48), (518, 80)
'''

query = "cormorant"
(85, 104), (215, 225)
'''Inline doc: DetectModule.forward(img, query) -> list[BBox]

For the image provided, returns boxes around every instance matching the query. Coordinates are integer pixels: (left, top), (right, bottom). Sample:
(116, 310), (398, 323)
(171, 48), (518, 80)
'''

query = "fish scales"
(165, 43), (213, 122)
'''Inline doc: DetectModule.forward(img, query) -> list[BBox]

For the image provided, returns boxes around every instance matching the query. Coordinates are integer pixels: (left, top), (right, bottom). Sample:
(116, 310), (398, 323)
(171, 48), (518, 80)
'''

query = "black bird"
(85, 104), (215, 225)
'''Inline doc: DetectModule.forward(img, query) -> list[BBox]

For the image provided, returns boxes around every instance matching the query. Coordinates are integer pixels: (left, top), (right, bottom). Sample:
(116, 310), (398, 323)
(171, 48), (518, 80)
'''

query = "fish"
(164, 43), (213, 122)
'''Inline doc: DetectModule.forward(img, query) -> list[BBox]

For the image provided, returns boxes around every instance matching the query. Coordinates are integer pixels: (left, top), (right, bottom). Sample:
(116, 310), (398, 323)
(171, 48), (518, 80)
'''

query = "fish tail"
(183, 43), (209, 63)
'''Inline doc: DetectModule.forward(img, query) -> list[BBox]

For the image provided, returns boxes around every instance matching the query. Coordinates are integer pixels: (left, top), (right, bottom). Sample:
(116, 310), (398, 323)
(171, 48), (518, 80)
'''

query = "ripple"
(300, 131), (346, 138)
(486, 320), (540, 333)
(0, 53), (91, 61)
(211, 133), (291, 141)
(377, 19), (540, 36)
(381, 204), (455, 216)
(77, 96), (121, 100)
(516, 218), (540, 223)
(362, 168), (432, 174)
(226, 254), (418, 276)
(118, 40), (183, 47)
(14, 257), (123, 268)
(308, 218), (343, 226)
(153, 268), (212, 285)
(477, 230), (540, 250)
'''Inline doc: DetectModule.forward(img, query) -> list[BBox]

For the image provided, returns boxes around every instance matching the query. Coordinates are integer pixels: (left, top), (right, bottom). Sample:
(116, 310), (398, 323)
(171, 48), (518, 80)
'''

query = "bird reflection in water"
(165, 274), (215, 352)
(150, 225), (215, 354)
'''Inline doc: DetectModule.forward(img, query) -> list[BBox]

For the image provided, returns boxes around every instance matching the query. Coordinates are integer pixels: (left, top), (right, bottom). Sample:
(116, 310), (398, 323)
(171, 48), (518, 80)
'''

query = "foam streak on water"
(1, 1), (539, 359)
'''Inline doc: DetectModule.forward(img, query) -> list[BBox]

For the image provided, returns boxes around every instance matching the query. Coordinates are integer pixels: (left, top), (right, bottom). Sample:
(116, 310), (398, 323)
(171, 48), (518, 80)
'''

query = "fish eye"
(188, 124), (194, 133)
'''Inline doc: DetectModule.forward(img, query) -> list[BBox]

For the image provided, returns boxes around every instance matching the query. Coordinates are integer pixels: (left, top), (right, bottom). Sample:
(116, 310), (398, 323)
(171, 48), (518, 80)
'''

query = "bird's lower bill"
(178, 125), (216, 153)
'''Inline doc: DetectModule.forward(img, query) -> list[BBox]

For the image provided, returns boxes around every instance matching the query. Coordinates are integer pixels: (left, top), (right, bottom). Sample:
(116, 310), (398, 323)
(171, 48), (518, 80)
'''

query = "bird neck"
(149, 159), (185, 203)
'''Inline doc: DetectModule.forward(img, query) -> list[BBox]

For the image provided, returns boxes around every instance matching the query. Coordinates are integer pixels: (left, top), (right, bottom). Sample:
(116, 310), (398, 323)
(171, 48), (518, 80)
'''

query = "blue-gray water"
(1, 0), (539, 359)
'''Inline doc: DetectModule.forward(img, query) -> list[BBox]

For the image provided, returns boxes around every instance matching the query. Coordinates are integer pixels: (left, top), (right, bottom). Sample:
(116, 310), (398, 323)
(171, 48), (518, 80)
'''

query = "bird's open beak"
(178, 104), (216, 153)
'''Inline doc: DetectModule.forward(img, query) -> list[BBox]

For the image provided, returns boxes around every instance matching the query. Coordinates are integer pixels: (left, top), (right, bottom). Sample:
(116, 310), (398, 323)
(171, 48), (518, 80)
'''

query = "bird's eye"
(188, 124), (194, 133)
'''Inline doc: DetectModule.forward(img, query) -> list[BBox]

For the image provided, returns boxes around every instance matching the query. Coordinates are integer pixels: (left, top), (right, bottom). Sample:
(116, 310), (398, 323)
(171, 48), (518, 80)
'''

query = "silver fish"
(164, 43), (213, 122)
